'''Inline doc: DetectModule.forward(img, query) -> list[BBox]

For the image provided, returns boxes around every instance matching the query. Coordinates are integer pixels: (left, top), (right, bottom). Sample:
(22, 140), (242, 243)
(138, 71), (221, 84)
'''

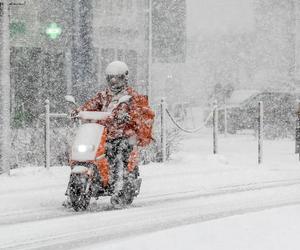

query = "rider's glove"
(70, 109), (79, 120)
(116, 111), (131, 124)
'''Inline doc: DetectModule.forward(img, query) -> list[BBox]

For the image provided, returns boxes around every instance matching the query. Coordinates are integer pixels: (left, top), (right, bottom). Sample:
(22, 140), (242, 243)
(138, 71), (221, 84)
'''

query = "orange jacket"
(77, 86), (154, 145)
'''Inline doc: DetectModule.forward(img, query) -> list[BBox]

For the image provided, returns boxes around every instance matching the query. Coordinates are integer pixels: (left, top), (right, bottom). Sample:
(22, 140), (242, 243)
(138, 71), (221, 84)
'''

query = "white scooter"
(64, 95), (142, 211)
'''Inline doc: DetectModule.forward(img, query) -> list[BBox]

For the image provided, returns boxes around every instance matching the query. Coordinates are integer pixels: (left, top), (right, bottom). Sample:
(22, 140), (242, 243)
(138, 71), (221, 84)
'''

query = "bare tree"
(0, 0), (11, 175)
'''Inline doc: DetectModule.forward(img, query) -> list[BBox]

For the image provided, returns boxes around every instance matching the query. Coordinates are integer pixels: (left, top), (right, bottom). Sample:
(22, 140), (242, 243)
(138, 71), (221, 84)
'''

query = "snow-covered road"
(1, 176), (300, 226)
(1, 181), (300, 250)
(87, 204), (300, 250)
(1, 132), (300, 249)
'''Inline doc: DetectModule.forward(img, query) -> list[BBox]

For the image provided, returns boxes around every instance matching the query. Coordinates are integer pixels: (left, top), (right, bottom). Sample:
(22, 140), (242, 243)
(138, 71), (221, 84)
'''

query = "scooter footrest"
(134, 178), (142, 196)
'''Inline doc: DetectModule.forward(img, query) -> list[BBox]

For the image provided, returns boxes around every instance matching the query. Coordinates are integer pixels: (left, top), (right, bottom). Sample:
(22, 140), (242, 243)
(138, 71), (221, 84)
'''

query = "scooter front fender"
(71, 165), (94, 179)
(71, 165), (89, 174)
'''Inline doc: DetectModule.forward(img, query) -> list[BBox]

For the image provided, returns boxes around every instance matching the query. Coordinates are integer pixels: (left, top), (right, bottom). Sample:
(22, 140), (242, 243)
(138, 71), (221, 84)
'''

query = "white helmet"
(105, 61), (129, 76)
(105, 61), (129, 94)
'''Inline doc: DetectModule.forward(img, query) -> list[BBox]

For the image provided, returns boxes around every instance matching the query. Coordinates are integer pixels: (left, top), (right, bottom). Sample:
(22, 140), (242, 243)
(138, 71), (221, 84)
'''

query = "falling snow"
(1, 0), (300, 249)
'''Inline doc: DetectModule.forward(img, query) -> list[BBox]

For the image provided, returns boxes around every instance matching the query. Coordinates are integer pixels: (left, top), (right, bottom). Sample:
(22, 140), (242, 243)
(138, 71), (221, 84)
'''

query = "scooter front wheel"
(69, 174), (91, 211)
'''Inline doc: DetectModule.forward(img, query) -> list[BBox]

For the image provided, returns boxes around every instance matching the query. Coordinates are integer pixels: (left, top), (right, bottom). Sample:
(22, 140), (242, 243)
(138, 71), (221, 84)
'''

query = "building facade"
(0, 0), (152, 167)
(0, 0), (188, 128)
(252, 0), (296, 90)
(91, 0), (150, 94)
(0, 0), (188, 167)
(0, 0), (151, 129)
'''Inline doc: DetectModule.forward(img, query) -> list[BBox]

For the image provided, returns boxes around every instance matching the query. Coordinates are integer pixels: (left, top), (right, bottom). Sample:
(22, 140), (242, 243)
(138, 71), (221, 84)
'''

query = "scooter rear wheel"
(69, 174), (91, 211)
(110, 180), (136, 208)
(122, 181), (135, 205)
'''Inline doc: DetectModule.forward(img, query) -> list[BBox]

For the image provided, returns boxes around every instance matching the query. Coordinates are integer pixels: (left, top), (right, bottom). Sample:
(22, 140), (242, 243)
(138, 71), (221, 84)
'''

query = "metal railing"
(42, 98), (268, 167)
(160, 98), (265, 165)
(44, 99), (68, 169)
(159, 98), (215, 162)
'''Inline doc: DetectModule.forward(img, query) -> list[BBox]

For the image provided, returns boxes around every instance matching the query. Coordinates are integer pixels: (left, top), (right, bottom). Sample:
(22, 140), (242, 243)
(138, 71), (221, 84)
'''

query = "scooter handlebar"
(78, 111), (111, 121)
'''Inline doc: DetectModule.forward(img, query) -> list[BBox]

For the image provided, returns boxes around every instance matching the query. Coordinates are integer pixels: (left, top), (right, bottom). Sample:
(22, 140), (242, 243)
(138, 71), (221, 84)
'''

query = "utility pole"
(65, 48), (72, 95)
(294, 0), (300, 83)
(0, 0), (11, 175)
(147, 0), (152, 102)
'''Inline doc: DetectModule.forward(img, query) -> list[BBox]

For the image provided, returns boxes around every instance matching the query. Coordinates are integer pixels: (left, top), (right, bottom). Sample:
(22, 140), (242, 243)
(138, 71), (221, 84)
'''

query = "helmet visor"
(106, 75), (127, 93)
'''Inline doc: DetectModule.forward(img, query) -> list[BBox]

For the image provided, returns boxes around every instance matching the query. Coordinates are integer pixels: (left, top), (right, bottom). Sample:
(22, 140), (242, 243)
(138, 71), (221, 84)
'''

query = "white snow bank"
(0, 166), (69, 193)
(85, 205), (300, 250)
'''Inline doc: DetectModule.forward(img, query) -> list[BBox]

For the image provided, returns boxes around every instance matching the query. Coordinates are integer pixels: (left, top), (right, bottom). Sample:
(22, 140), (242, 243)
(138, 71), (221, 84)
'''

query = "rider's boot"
(110, 156), (125, 207)
(134, 178), (142, 196)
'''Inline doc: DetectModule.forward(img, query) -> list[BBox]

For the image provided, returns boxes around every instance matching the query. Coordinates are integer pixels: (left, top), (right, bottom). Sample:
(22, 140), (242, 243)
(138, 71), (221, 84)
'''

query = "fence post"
(45, 100), (50, 169)
(161, 98), (167, 162)
(258, 101), (263, 164)
(295, 101), (300, 155)
(213, 101), (218, 154)
(224, 97), (228, 136)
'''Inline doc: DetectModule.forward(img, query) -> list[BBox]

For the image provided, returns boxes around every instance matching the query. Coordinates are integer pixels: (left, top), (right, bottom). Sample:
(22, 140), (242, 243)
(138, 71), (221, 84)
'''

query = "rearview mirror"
(65, 95), (77, 106)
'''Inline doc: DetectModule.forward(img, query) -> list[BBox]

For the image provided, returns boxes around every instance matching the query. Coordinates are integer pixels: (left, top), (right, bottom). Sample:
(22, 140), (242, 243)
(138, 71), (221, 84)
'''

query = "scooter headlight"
(76, 145), (95, 153)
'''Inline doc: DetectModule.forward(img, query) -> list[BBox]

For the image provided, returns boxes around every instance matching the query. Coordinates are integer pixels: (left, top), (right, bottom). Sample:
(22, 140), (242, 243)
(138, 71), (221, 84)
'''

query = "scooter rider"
(72, 61), (152, 202)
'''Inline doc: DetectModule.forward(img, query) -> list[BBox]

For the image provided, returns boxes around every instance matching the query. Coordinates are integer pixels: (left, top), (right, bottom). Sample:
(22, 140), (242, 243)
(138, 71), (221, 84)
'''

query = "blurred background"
(1, 0), (300, 169)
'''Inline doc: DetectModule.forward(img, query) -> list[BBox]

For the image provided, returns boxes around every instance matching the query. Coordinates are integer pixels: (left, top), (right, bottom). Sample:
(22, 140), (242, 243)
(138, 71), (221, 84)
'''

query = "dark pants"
(106, 138), (133, 193)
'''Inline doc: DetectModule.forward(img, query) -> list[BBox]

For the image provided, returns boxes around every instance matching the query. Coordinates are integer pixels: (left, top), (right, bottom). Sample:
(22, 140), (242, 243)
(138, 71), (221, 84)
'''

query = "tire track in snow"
(1, 184), (300, 250)
(1, 178), (300, 225)
(134, 178), (300, 208)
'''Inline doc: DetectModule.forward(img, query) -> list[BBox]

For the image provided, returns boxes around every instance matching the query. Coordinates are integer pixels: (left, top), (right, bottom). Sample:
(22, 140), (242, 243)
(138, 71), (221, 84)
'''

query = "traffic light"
(10, 21), (25, 37)
(45, 22), (62, 39)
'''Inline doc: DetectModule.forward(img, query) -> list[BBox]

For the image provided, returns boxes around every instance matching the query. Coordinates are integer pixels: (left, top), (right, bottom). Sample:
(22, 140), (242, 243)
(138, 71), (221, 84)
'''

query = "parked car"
(217, 91), (299, 138)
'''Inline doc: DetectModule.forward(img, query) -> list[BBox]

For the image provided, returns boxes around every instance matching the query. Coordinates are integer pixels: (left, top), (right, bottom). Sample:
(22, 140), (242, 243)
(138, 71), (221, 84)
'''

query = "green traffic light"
(46, 23), (62, 39)
(10, 21), (26, 37)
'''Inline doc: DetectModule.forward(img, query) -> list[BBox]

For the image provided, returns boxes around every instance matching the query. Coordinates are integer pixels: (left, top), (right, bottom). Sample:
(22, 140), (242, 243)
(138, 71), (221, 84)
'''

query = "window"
(101, 48), (115, 77)
(125, 50), (138, 84)
(0, 3), (3, 17)
(115, 0), (123, 13)
(117, 49), (124, 61)
(11, 47), (67, 128)
(126, 0), (133, 11)
(95, 0), (103, 9)
(105, 0), (113, 14)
